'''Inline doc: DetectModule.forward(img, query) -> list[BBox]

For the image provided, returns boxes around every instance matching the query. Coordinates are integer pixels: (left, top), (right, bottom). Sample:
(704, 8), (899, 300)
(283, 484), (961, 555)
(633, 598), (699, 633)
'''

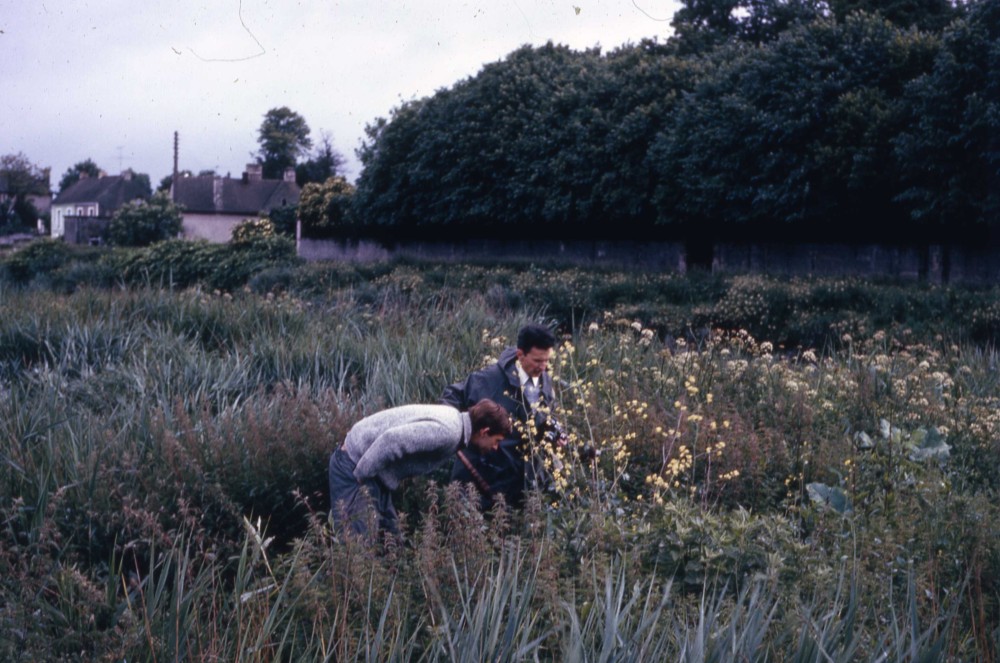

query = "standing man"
(328, 399), (511, 538)
(443, 323), (561, 508)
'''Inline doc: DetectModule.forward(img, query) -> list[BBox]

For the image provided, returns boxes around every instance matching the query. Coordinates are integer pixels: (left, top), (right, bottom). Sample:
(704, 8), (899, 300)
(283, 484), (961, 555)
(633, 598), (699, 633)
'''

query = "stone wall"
(63, 216), (109, 245)
(712, 243), (1000, 283)
(297, 234), (1000, 284)
(297, 236), (686, 271)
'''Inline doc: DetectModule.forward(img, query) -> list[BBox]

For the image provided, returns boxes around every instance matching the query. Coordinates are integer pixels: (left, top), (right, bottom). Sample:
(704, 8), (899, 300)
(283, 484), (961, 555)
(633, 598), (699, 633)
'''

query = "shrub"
(298, 176), (355, 237)
(2, 238), (71, 282)
(247, 265), (305, 295)
(231, 217), (275, 245)
(207, 234), (300, 292)
(265, 203), (298, 237)
(112, 239), (226, 288)
(106, 191), (183, 247)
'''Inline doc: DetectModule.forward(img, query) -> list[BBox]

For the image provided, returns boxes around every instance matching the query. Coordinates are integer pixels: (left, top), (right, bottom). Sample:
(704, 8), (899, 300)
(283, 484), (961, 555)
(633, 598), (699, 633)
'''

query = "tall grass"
(2, 269), (999, 660)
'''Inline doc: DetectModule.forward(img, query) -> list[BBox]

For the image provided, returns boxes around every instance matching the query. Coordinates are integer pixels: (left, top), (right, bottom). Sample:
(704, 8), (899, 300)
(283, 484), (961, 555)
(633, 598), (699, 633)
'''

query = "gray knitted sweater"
(343, 404), (471, 490)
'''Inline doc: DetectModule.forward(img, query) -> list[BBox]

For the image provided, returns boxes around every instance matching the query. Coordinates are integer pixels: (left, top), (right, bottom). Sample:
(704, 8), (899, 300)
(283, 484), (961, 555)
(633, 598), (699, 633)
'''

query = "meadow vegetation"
(2, 252), (1000, 660)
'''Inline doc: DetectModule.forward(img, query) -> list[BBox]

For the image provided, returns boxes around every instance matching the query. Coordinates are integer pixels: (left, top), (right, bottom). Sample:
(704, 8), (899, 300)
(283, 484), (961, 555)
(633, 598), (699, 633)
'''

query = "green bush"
(231, 217), (275, 245)
(112, 239), (226, 288)
(106, 191), (183, 247)
(265, 203), (298, 237)
(2, 238), (71, 282)
(207, 234), (300, 292)
(246, 265), (298, 294)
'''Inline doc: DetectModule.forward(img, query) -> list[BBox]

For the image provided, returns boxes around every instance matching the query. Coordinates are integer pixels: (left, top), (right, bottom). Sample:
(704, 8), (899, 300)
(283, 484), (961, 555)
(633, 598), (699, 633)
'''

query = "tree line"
(5, 0), (997, 247)
(299, 0), (997, 244)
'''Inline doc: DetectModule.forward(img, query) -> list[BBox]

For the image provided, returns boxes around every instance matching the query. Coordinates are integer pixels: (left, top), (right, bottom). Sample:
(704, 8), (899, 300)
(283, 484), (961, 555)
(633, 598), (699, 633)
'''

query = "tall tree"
(893, 0), (1000, 229)
(296, 132), (346, 186)
(58, 159), (102, 193)
(354, 41), (705, 237)
(355, 43), (608, 234)
(669, 0), (826, 54)
(829, 0), (958, 32)
(1, 153), (49, 232)
(127, 170), (154, 199)
(256, 107), (312, 179)
(654, 13), (939, 239)
(589, 40), (703, 229)
(157, 170), (193, 193)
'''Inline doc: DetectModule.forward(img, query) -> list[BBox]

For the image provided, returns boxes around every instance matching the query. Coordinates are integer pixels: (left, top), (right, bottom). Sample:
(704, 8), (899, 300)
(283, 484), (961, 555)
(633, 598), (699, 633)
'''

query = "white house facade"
(50, 171), (150, 243)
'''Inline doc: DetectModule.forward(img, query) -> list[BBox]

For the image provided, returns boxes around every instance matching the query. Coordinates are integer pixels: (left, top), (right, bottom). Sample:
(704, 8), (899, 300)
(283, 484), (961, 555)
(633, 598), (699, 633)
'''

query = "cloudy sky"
(2, 0), (679, 189)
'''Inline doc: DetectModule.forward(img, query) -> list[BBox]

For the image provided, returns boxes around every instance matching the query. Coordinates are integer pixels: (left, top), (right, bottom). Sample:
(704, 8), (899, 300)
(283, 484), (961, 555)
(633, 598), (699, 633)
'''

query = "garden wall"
(712, 243), (1000, 283)
(63, 216), (109, 245)
(297, 236), (1000, 284)
(297, 237), (688, 271)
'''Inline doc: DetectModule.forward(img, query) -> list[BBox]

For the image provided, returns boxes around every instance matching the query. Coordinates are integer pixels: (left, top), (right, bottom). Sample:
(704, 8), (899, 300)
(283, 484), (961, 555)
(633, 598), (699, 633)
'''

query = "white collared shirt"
(517, 363), (540, 406)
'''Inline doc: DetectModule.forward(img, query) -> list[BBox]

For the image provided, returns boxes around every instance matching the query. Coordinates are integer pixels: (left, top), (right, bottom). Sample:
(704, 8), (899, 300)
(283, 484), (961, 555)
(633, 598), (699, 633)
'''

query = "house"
(171, 164), (300, 243)
(51, 170), (150, 244)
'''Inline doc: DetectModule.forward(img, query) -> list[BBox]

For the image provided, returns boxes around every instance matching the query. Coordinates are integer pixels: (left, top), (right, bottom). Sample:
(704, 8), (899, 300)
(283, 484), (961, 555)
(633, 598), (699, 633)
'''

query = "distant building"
(171, 164), (300, 243)
(51, 170), (150, 244)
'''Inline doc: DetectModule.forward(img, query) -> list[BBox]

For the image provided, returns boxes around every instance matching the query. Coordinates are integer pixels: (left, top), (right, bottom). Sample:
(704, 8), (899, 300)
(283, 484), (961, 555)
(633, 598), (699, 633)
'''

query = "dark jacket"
(441, 347), (556, 507)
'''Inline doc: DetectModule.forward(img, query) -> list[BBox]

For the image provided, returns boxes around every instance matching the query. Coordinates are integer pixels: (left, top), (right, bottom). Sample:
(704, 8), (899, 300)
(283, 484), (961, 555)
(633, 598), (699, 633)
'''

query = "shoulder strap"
(456, 449), (493, 497)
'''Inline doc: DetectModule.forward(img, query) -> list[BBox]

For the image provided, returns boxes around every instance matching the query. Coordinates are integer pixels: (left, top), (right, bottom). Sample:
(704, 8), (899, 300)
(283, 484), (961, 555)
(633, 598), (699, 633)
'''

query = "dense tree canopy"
(670, 0), (827, 54)
(0, 153), (49, 232)
(298, 176), (356, 236)
(256, 107), (312, 179)
(893, 0), (1000, 230)
(295, 132), (346, 186)
(58, 159), (102, 193)
(354, 43), (699, 238)
(345, 0), (993, 244)
(655, 13), (940, 238)
(107, 191), (183, 247)
(828, 0), (958, 31)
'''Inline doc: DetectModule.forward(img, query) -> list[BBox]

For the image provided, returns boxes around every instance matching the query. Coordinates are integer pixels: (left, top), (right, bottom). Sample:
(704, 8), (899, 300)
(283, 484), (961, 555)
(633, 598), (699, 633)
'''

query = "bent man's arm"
(354, 421), (454, 489)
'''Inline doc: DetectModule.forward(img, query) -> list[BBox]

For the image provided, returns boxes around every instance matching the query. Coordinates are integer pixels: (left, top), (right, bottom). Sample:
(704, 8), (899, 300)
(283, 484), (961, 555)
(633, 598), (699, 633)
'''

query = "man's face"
(516, 346), (551, 379)
(471, 430), (504, 454)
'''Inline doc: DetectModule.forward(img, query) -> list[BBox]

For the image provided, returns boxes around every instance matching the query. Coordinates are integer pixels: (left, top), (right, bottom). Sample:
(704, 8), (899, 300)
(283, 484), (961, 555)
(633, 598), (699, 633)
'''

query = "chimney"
(244, 163), (263, 183)
(212, 176), (223, 211)
(283, 166), (296, 183)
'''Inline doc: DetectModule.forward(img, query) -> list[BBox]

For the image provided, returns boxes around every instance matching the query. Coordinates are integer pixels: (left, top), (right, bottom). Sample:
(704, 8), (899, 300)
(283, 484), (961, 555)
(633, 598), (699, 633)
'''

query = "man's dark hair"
(469, 399), (512, 436)
(517, 324), (556, 353)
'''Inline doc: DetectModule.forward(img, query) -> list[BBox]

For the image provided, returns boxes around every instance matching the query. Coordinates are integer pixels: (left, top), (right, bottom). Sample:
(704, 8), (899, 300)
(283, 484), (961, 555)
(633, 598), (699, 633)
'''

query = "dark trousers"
(328, 448), (399, 538)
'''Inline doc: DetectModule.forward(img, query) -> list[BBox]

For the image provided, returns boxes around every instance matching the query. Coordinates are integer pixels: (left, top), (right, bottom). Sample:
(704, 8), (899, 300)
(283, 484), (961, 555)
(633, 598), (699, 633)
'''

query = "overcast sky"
(2, 1), (679, 190)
